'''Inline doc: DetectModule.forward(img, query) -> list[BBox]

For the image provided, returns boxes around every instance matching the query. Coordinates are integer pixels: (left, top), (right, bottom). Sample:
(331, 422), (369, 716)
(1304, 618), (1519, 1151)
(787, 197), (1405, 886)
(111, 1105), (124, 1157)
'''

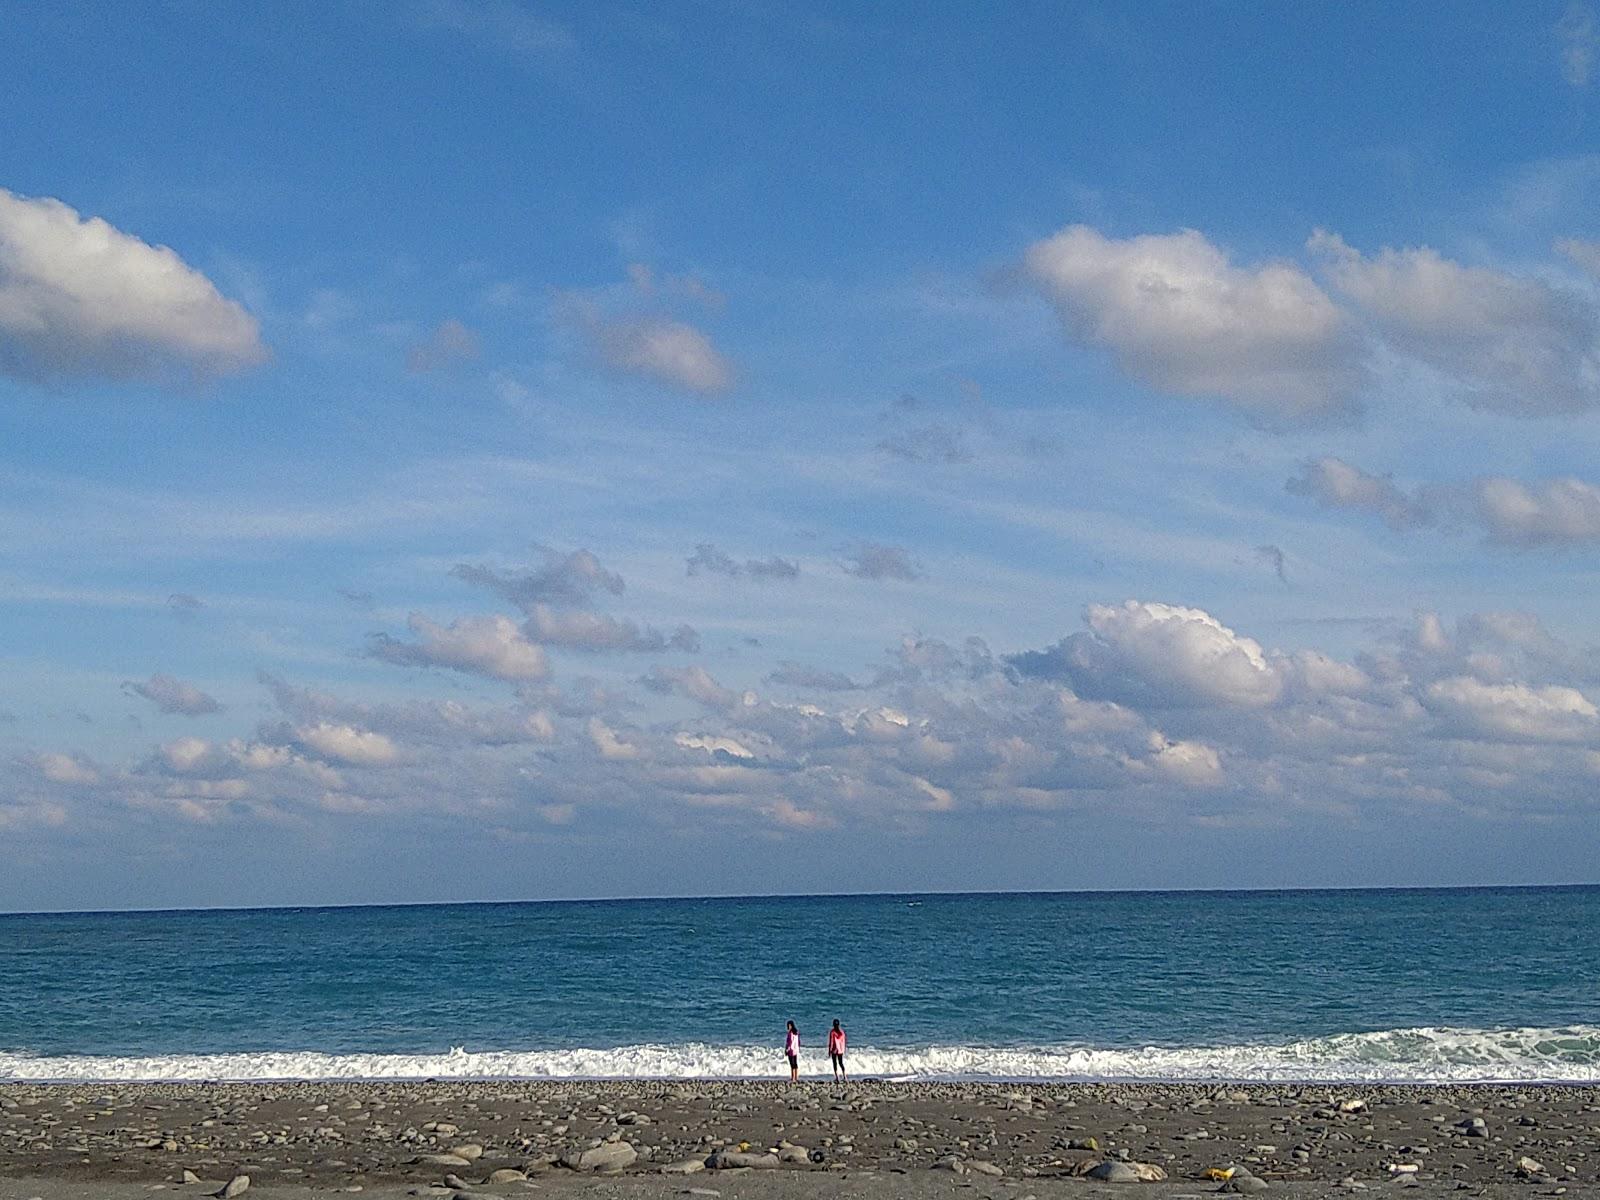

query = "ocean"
(2, 887), (1597, 1083)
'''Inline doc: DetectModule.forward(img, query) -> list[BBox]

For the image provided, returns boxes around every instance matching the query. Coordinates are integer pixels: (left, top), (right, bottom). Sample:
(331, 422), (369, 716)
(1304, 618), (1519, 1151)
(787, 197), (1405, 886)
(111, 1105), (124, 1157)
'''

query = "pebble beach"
(1, 1080), (1597, 1200)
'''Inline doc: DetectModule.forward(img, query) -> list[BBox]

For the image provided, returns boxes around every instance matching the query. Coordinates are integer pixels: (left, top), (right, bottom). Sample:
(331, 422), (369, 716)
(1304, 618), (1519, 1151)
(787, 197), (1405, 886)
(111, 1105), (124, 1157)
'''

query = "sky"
(4, 1), (1600, 910)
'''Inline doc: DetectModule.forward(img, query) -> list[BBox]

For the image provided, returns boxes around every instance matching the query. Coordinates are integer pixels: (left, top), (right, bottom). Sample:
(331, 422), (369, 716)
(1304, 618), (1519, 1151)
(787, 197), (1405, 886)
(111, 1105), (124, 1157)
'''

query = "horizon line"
(3, 878), (1596, 920)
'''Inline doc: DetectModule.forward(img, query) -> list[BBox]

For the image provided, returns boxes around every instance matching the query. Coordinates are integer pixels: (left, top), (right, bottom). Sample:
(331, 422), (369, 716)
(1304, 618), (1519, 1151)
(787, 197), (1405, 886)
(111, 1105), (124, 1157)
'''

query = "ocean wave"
(3, 1026), (1598, 1084)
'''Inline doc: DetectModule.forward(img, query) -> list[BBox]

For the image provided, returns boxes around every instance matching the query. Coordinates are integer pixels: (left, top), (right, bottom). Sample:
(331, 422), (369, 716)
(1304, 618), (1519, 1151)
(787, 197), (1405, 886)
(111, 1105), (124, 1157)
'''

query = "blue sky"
(5, 1), (1600, 910)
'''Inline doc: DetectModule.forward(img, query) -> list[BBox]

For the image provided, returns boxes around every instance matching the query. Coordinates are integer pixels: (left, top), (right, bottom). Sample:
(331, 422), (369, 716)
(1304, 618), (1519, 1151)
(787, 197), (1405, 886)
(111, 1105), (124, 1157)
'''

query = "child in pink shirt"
(827, 1019), (847, 1082)
(784, 1020), (800, 1081)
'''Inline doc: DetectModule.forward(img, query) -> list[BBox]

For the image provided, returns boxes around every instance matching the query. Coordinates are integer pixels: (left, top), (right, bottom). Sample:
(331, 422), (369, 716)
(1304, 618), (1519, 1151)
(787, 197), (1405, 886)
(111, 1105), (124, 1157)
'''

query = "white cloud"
(1287, 456), (1428, 529)
(34, 752), (99, 786)
(1013, 600), (1282, 708)
(587, 718), (639, 760)
(675, 732), (756, 759)
(595, 315), (733, 395)
(123, 672), (223, 716)
(159, 736), (216, 773)
(1311, 231), (1600, 415)
(1145, 732), (1224, 787)
(1474, 476), (1600, 546)
(1024, 224), (1357, 422)
(1425, 676), (1600, 743)
(0, 188), (265, 383)
(294, 722), (401, 766)
(370, 613), (548, 681)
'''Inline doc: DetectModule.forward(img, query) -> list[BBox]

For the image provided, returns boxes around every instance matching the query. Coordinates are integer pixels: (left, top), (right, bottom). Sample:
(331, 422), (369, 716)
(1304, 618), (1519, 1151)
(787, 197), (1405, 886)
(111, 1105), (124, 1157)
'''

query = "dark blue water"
(2, 888), (1597, 1081)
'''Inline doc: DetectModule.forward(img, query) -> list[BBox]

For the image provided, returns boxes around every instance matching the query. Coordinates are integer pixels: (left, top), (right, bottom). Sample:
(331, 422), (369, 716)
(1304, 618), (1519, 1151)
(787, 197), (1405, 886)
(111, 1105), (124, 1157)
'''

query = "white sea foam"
(3, 1026), (1598, 1083)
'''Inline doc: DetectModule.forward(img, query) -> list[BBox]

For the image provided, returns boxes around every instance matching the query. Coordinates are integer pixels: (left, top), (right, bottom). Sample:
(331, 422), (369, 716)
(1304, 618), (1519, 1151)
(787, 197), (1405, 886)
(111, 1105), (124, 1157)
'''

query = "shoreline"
(3, 1078), (1598, 1193)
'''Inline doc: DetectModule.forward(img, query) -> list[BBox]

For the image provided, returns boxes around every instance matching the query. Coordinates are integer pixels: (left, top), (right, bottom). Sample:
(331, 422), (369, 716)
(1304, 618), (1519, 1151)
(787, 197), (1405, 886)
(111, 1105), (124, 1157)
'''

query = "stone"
(573, 1141), (637, 1172)
(483, 1169), (525, 1183)
(450, 1143), (484, 1161)
(1224, 1173), (1271, 1193)
(1086, 1161), (1140, 1182)
(660, 1159), (706, 1174)
(182, 1171), (202, 1185)
(969, 1160), (1004, 1177)
(1516, 1156), (1546, 1176)
(218, 1177), (250, 1200)
(705, 1150), (779, 1169)
(934, 1155), (966, 1174)
(417, 1155), (472, 1168)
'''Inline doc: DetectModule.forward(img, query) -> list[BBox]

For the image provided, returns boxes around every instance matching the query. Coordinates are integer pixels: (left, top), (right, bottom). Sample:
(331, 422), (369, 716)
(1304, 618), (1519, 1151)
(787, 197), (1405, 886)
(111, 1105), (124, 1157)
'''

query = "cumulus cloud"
(1287, 456), (1430, 529)
(406, 318), (479, 372)
(1290, 458), (1600, 548)
(1010, 600), (1284, 708)
(1474, 476), (1600, 546)
(526, 605), (698, 653)
(841, 542), (922, 581)
(453, 548), (624, 609)
(1145, 733), (1224, 787)
(1425, 676), (1600, 743)
(686, 543), (800, 581)
(123, 673), (223, 716)
(369, 613), (548, 681)
(1024, 224), (1358, 423)
(294, 722), (401, 766)
(33, 752), (100, 786)
(640, 665), (740, 709)
(594, 315), (733, 395)
(767, 663), (860, 691)
(1311, 231), (1600, 416)
(587, 717), (638, 760)
(0, 188), (265, 383)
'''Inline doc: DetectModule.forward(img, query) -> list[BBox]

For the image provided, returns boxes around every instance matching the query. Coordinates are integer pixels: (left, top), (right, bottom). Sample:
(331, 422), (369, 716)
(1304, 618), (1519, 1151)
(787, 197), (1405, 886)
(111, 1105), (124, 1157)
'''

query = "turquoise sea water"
(2, 887), (1597, 1082)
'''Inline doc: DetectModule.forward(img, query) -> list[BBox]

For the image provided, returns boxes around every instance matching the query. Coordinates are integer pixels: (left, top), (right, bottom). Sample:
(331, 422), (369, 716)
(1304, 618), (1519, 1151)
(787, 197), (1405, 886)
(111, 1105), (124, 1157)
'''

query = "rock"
(934, 1155), (966, 1174)
(1457, 1118), (1489, 1139)
(574, 1142), (638, 1172)
(417, 1155), (472, 1168)
(483, 1169), (525, 1183)
(660, 1159), (706, 1174)
(969, 1160), (1004, 1177)
(1516, 1156), (1546, 1177)
(1068, 1137), (1101, 1151)
(1086, 1161), (1140, 1182)
(450, 1143), (484, 1161)
(1224, 1173), (1271, 1193)
(181, 1171), (202, 1185)
(442, 1176), (470, 1190)
(218, 1177), (250, 1200)
(705, 1150), (779, 1169)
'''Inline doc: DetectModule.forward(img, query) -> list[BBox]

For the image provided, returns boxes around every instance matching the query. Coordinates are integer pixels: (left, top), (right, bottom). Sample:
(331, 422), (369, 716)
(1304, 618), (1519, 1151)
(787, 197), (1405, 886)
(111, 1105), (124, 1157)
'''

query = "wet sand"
(0, 1080), (1595, 1198)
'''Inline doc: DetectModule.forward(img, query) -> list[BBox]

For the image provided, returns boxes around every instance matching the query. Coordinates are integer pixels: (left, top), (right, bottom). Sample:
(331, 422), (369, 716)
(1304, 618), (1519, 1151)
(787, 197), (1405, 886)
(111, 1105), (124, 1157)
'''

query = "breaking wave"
(3, 1026), (1598, 1083)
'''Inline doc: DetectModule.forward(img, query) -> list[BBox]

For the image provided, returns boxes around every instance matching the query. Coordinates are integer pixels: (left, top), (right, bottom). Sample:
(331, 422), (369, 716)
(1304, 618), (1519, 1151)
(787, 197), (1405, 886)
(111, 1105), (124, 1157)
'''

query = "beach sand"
(0, 1080), (1595, 1198)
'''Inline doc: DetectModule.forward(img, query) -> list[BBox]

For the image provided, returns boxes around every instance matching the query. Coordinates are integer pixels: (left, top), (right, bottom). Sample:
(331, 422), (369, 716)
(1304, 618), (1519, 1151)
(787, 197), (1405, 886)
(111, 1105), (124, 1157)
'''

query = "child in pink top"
(827, 1019), (847, 1082)
(784, 1020), (800, 1081)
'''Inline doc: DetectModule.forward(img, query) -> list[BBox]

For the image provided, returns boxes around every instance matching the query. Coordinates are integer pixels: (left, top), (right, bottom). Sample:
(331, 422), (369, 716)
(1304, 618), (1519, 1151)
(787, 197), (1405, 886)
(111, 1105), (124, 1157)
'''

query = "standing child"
(784, 1020), (800, 1082)
(827, 1019), (847, 1082)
